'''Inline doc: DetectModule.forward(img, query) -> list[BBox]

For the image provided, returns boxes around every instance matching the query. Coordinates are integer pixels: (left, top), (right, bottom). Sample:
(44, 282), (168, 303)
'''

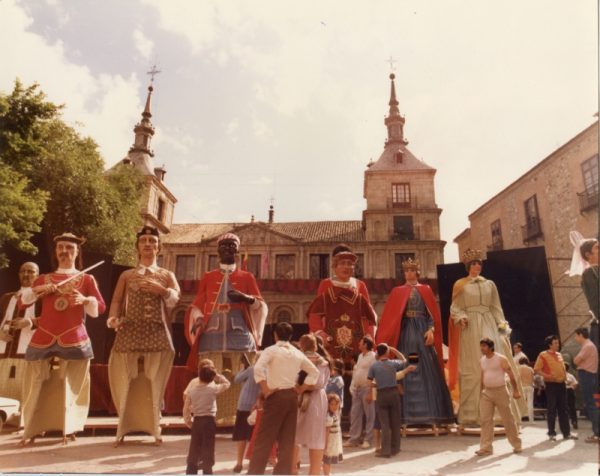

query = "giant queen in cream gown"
(448, 249), (526, 426)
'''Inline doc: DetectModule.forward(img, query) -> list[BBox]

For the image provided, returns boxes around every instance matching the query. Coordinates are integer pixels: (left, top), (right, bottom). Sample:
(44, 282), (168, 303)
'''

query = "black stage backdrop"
(437, 246), (559, 360)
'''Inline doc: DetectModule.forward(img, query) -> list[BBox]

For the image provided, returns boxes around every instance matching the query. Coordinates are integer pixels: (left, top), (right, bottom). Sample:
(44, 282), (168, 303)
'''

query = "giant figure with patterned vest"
(308, 244), (377, 366)
(185, 233), (267, 422)
(19, 233), (106, 445)
(107, 225), (180, 446)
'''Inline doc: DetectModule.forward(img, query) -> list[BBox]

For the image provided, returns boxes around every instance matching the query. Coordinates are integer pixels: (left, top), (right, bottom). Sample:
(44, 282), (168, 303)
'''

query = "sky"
(0, 0), (597, 263)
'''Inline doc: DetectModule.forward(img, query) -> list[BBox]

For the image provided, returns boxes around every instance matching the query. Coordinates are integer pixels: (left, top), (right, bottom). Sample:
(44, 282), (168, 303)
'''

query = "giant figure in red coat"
(308, 244), (376, 365)
(376, 258), (453, 425)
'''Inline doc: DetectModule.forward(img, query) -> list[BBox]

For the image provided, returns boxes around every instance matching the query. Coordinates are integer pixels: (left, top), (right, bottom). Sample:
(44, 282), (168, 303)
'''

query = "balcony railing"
(578, 188), (598, 212)
(521, 218), (543, 243)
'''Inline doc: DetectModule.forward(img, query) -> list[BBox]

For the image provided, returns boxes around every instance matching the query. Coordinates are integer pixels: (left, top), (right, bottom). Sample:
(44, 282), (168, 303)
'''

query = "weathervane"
(386, 56), (397, 73)
(147, 64), (161, 85)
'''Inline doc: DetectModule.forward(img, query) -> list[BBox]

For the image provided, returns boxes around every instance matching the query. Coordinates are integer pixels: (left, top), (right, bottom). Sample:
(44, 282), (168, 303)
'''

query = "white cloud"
(133, 27), (154, 60)
(0, 0), (141, 167)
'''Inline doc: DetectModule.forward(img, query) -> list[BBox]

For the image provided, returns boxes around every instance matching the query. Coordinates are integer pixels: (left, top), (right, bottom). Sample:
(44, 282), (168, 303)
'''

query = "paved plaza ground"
(0, 419), (597, 475)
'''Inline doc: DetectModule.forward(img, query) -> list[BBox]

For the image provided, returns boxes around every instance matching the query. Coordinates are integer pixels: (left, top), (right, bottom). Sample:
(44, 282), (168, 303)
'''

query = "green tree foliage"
(0, 79), (143, 267)
(0, 163), (48, 268)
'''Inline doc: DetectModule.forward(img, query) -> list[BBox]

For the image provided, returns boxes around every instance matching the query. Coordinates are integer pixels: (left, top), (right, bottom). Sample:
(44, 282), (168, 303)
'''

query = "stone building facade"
(454, 120), (599, 343)
(154, 74), (446, 356)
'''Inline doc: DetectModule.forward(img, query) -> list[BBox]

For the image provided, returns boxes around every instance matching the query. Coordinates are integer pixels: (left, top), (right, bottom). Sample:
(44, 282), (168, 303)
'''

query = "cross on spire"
(386, 56), (397, 73)
(147, 64), (161, 85)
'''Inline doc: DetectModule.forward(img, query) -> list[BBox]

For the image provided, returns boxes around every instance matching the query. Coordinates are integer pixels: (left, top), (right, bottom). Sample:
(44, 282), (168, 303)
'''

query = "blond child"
(323, 393), (343, 475)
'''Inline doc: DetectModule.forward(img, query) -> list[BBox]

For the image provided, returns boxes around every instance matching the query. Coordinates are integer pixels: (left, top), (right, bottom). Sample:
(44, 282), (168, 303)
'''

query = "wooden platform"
(401, 424), (451, 437)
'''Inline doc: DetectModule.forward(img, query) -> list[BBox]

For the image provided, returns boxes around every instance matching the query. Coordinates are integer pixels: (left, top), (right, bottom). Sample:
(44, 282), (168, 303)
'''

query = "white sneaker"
(360, 441), (371, 449)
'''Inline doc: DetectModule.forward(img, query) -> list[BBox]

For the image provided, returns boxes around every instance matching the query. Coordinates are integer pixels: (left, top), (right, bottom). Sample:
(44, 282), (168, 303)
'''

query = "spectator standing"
(518, 357), (535, 422)
(325, 359), (345, 408)
(534, 335), (578, 441)
(476, 338), (522, 456)
(248, 322), (319, 475)
(512, 343), (529, 364)
(231, 354), (261, 473)
(323, 393), (343, 475)
(345, 337), (377, 449)
(294, 334), (331, 476)
(183, 365), (231, 475)
(367, 344), (415, 458)
(574, 327), (599, 443)
(564, 363), (578, 430)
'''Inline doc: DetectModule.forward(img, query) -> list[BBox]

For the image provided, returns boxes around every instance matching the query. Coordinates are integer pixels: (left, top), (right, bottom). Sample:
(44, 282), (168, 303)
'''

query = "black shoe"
(375, 453), (391, 458)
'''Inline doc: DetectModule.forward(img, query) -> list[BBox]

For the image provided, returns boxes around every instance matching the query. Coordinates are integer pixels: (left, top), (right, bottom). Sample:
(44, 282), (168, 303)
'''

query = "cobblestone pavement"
(0, 419), (597, 475)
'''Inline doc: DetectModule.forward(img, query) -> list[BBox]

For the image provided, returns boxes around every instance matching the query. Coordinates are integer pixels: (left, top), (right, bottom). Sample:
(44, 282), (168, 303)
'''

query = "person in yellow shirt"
(533, 335), (577, 441)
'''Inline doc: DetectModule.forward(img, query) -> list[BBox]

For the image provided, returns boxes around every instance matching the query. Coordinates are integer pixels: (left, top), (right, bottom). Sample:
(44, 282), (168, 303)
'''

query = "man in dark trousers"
(248, 322), (319, 475)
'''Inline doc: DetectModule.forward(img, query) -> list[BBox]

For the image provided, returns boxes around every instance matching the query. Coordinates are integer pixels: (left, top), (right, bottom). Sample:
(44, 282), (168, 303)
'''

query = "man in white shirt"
(345, 336), (377, 449)
(512, 342), (529, 364)
(248, 322), (319, 475)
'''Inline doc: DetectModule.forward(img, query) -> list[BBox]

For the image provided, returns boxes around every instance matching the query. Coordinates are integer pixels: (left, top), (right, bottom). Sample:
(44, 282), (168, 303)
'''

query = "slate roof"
(367, 143), (435, 172)
(162, 220), (366, 244)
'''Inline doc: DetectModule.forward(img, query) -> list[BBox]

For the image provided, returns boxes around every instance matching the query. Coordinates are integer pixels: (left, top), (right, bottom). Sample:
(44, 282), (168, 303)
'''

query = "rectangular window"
(392, 216), (414, 240)
(524, 195), (539, 225)
(391, 183), (411, 207)
(275, 255), (296, 279)
(175, 255), (195, 281)
(582, 155), (599, 195)
(354, 253), (365, 279)
(490, 220), (503, 250)
(208, 255), (219, 271)
(394, 253), (416, 280)
(310, 254), (330, 280)
(246, 254), (261, 278)
(157, 198), (166, 221)
(522, 195), (542, 241)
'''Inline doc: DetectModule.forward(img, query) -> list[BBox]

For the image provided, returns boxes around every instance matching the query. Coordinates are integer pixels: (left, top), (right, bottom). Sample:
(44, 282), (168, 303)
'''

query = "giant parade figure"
(308, 244), (377, 366)
(448, 248), (525, 428)
(20, 233), (105, 444)
(376, 257), (454, 429)
(185, 233), (267, 421)
(107, 226), (180, 446)
(0, 262), (41, 403)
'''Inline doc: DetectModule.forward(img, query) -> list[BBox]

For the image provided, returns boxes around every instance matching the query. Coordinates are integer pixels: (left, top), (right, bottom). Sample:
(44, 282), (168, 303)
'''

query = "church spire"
(384, 73), (408, 146)
(129, 83), (156, 157)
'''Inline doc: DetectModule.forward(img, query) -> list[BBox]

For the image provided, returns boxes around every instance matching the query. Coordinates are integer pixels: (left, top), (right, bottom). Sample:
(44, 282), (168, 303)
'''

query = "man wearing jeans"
(367, 344), (415, 458)
(574, 327), (599, 443)
(534, 335), (578, 441)
(345, 336), (376, 449)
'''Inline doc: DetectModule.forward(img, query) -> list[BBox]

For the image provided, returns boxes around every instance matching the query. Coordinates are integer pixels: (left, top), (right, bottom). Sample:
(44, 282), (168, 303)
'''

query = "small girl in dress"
(325, 359), (345, 408)
(323, 393), (343, 475)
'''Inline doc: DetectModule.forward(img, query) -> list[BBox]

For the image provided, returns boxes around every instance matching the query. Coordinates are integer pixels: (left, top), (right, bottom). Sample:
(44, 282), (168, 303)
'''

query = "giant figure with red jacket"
(308, 244), (377, 366)
(376, 258), (453, 426)
(20, 233), (106, 444)
(185, 233), (267, 376)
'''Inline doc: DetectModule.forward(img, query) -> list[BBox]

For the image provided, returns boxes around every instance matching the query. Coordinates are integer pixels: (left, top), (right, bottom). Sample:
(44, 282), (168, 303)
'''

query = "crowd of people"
(0, 227), (597, 475)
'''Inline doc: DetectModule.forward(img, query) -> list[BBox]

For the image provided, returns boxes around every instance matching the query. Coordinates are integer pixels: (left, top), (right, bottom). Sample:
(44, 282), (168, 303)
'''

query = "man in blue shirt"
(367, 343), (415, 457)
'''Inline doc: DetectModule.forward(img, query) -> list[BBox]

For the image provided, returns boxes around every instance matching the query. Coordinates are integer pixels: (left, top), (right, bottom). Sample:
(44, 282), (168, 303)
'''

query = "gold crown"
(462, 248), (483, 264)
(401, 257), (420, 270)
